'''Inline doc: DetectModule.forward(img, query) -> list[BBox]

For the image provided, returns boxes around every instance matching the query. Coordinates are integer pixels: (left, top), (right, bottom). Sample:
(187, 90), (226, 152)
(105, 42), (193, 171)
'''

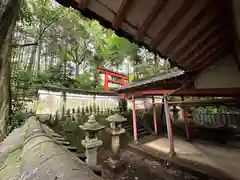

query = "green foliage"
(9, 0), (173, 133)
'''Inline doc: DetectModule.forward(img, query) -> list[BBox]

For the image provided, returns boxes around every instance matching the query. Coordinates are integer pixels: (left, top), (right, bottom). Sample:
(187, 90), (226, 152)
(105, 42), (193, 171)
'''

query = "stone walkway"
(139, 137), (240, 180)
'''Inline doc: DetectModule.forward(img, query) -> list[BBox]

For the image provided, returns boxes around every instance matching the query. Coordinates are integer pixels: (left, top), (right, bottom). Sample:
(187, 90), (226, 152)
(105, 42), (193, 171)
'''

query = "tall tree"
(0, 0), (22, 139)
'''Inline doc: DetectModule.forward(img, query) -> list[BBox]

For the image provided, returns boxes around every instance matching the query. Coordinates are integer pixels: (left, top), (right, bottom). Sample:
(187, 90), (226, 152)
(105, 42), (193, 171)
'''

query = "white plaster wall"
(34, 90), (119, 115)
(194, 55), (240, 89)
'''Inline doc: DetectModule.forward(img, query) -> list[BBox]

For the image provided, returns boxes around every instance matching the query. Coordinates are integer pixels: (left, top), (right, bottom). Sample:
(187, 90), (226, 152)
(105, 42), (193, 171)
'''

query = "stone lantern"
(170, 106), (180, 121)
(105, 113), (127, 168)
(79, 114), (105, 168)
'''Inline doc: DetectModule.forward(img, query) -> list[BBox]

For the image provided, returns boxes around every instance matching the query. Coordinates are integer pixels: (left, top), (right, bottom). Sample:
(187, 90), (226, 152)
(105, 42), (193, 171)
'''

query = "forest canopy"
(0, 0), (172, 137)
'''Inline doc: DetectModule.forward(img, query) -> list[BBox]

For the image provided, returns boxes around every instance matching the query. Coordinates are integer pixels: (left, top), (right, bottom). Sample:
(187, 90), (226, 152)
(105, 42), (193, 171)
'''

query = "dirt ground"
(99, 148), (220, 180)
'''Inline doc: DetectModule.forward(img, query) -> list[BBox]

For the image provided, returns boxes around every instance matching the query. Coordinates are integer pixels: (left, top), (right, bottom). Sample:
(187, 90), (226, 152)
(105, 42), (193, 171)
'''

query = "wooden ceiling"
(56, 0), (235, 72)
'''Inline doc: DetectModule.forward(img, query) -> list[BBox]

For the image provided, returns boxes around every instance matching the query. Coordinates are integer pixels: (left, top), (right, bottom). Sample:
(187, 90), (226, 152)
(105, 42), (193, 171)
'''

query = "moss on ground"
(0, 148), (22, 180)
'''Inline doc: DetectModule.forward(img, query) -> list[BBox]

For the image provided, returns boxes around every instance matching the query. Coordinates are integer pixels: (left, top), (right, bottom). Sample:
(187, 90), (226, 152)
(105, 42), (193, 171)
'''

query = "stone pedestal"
(102, 114), (127, 179)
(102, 157), (126, 180)
(79, 114), (105, 168)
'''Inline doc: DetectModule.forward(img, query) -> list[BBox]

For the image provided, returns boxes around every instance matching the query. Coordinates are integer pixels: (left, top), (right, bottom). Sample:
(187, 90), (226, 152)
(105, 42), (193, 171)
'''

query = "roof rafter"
(183, 35), (228, 67)
(179, 27), (227, 65)
(188, 43), (230, 70)
(74, 0), (89, 8)
(112, 0), (134, 29)
(162, 0), (217, 56)
(194, 51), (229, 72)
(172, 13), (225, 61)
(149, 0), (195, 50)
(136, 0), (169, 41)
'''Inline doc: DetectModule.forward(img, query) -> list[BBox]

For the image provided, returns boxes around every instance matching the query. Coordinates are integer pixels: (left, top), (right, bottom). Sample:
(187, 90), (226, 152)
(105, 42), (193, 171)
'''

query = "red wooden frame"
(118, 87), (240, 155)
(98, 68), (129, 92)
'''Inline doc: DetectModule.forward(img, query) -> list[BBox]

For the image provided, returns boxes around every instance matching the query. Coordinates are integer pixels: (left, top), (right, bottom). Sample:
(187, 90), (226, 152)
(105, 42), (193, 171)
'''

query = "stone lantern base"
(81, 139), (103, 168)
(102, 157), (126, 180)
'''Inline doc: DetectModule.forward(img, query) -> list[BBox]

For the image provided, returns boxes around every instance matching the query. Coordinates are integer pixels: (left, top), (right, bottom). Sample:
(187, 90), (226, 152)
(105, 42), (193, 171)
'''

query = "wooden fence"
(191, 109), (240, 127)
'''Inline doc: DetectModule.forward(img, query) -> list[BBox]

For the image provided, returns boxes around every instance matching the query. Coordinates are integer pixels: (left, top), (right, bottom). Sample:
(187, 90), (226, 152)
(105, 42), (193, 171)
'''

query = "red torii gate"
(98, 68), (129, 92)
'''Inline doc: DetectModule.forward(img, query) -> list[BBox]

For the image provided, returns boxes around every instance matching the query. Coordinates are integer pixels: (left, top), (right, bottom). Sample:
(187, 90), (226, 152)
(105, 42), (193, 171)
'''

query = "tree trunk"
(0, 0), (22, 140)
(44, 46), (48, 70)
(75, 63), (79, 77)
(49, 52), (54, 67)
(27, 44), (37, 72)
(37, 40), (42, 72)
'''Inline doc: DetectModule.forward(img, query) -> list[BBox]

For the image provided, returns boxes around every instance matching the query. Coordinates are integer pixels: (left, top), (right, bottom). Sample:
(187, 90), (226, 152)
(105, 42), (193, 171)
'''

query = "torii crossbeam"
(98, 68), (129, 92)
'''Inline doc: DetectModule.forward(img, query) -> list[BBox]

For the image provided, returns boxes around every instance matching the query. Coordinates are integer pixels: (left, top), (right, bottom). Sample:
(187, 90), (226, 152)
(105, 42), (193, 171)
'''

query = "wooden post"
(104, 73), (109, 92)
(163, 96), (175, 155)
(132, 95), (137, 141)
(181, 96), (190, 141)
(121, 78), (125, 87)
(152, 96), (158, 135)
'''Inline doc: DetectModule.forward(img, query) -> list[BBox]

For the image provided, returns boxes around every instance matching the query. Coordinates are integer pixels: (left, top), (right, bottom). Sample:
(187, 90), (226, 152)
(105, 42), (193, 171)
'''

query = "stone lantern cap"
(170, 106), (180, 112)
(106, 113), (127, 123)
(79, 114), (105, 131)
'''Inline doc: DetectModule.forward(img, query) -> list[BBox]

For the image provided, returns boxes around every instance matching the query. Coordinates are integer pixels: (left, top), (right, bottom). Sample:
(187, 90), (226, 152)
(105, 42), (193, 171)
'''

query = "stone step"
(125, 126), (133, 132)
(54, 137), (66, 141)
(56, 141), (70, 146)
(138, 130), (150, 136)
(122, 121), (131, 125)
(52, 133), (62, 138)
(76, 153), (86, 161)
(65, 146), (78, 152)
(137, 128), (147, 133)
(123, 124), (133, 128)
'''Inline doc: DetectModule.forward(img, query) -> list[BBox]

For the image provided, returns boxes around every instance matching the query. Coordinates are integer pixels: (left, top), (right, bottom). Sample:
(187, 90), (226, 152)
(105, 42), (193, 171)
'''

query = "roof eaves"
(117, 70), (185, 92)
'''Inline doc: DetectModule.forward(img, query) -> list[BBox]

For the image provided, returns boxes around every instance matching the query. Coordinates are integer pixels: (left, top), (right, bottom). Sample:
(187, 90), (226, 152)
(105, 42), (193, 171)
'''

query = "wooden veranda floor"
(129, 136), (240, 180)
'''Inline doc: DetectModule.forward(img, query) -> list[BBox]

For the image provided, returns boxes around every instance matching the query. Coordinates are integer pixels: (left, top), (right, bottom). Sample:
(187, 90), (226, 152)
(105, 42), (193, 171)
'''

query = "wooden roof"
(115, 70), (240, 97)
(56, 0), (235, 72)
(117, 69), (187, 92)
(41, 84), (117, 96)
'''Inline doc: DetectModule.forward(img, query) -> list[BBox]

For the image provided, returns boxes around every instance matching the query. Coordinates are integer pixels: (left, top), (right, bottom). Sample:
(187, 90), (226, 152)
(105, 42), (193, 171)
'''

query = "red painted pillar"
(163, 96), (175, 155)
(182, 106), (190, 141)
(104, 73), (109, 92)
(121, 78), (125, 87)
(132, 95), (137, 141)
(181, 96), (190, 141)
(152, 96), (158, 135)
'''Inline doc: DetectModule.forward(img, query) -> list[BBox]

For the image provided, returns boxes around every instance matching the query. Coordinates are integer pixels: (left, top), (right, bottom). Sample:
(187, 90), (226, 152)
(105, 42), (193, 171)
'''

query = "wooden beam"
(175, 88), (240, 97)
(75, 0), (89, 9)
(152, 96), (158, 135)
(163, 96), (175, 155)
(112, 0), (134, 29)
(227, 0), (240, 72)
(149, 0), (195, 50)
(154, 98), (240, 105)
(129, 90), (174, 95)
(194, 53), (228, 72)
(163, 1), (217, 56)
(131, 95), (138, 141)
(188, 44), (229, 70)
(192, 49), (229, 71)
(136, 0), (168, 41)
(121, 87), (240, 97)
(188, 43), (228, 69)
(177, 27), (221, 64)
(108, 79), (123, 85)
(172, 13), (225, 61)
(180, 30), (228, 66)
(98, 68), (129, 79)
